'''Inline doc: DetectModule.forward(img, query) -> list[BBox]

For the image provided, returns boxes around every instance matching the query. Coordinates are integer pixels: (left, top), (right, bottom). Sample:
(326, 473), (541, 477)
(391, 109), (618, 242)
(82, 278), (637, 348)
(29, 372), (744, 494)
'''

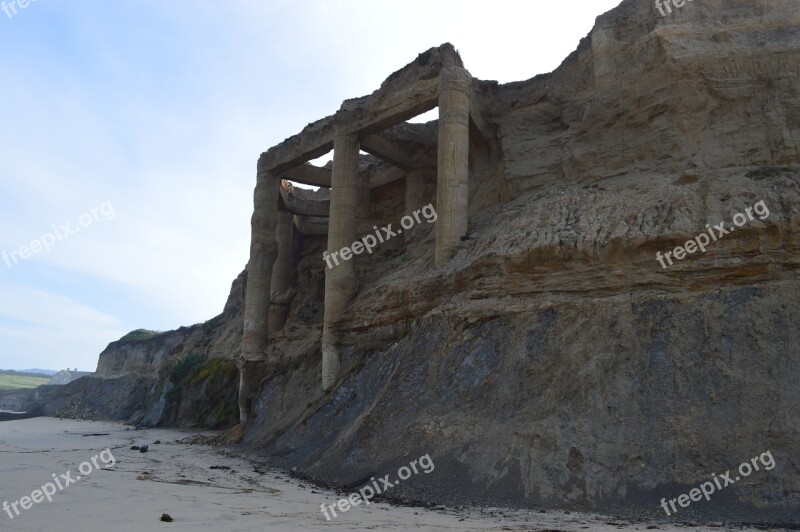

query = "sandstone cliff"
(32, 270), (247, 427)
(36, 0), (800, 526)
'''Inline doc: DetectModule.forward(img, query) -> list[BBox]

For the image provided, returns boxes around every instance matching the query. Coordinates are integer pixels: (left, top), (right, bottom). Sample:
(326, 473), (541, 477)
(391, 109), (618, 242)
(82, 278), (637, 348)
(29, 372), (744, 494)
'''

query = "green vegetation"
(169, 353), (207, 384)
(120, 329), (161, 342)
(119, 329), (161, 342)
(164, 355), (239, 428)
(209, 399), (239, 425)
(190, 358), (237, 386)
(0, 374), (50, 390)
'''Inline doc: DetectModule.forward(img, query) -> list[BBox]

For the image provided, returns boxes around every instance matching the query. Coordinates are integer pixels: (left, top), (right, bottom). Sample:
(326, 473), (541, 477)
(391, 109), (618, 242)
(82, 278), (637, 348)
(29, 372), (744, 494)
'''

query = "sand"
(0, 418), (782, 531)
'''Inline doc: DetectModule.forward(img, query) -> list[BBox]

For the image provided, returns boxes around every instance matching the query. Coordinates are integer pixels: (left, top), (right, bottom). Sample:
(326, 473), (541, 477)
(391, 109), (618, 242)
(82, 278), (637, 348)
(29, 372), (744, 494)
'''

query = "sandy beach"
(0, 418), (787, 531)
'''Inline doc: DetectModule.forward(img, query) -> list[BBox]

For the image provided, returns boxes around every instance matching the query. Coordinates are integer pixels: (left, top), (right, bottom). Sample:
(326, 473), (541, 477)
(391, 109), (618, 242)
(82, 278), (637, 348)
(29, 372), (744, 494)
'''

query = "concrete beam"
(293, 215), (328, 236)
(360, 133), (413, 170)
(262, 79), (437, 176)
(259, 118), (336, 176)
(361, 122), (438, 170)
(338, 78), (439, 138)
(282, 163), (332, 188)
(280, 181), (330, 217)
(283, 159), (407, 194)
(261, 44), (464, 174)
(366, 165), (406, 190)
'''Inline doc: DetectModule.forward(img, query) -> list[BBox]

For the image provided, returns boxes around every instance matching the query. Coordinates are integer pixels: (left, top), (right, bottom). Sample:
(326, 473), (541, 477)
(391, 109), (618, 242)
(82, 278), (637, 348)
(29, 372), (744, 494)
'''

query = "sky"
(0, 0), (622, 372)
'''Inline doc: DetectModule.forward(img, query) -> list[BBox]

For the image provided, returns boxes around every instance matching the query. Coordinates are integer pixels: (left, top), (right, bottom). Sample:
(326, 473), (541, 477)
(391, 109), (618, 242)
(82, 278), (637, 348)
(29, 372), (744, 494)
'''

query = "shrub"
(169, 354), (207, 384)
(166, 384), (182, 403)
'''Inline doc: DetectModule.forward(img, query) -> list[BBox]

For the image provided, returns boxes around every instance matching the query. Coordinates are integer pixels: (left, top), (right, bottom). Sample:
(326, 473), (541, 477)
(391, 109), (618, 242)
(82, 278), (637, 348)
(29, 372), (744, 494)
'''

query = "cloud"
(0, 283), (127, 371)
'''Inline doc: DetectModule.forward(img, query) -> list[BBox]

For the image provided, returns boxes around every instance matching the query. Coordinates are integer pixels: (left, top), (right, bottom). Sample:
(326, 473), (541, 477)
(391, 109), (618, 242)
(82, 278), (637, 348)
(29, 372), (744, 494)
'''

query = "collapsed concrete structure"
(238, 44), (501, 420)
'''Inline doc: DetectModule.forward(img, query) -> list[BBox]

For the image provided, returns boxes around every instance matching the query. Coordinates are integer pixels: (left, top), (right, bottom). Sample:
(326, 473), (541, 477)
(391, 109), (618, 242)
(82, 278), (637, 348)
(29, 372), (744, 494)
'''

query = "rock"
(160, 513), (173, 522)
(139, 445), (149, 453)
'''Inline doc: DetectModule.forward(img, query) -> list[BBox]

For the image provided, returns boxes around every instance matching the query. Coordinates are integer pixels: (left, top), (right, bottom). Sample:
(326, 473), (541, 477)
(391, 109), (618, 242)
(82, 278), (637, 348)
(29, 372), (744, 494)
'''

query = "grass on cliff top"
(0, 374), (50, 390)
(119, 329), (161, 342)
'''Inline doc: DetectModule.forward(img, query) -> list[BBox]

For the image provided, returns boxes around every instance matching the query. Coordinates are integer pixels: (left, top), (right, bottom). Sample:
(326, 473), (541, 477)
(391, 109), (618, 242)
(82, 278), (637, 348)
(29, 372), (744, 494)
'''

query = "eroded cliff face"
(239, 0), (800, 524)
(38, 0), (800, 524)
(35, 271), (247, 427)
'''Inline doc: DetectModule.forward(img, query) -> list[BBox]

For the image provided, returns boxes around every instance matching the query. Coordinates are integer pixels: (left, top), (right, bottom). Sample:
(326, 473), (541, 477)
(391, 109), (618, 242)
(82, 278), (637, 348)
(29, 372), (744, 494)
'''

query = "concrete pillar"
(405, 168), (427, 243)
(435, 67), (471, 267)
(239, 165), (280, 424)
(321, 133), (359, 390)
(268, 200), (295, 334)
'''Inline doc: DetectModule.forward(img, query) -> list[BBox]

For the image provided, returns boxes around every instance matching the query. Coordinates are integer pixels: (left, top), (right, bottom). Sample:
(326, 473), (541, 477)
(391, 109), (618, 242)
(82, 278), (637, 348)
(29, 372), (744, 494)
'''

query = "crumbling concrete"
(242, 43), (495, 394)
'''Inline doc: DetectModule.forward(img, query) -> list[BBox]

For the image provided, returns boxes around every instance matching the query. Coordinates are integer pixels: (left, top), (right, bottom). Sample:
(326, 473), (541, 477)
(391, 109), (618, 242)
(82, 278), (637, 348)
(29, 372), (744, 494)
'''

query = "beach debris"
(139, 445), (149, 453)
(160, 513), (173, 522)
(81, 433), (110, 437)
(209, 465), (231, 470)
(153, 440), (161, 444)
(130, 445), (140, 450)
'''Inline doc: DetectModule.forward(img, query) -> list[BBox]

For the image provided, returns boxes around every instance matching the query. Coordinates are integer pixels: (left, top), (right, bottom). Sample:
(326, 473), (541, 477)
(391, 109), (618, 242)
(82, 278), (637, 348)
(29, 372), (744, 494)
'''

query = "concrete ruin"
(238, 44), (500, 420)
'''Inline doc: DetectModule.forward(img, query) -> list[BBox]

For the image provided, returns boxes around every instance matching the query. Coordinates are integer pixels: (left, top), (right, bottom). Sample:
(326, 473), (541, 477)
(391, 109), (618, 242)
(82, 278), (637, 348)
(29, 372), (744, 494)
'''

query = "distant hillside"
(0, 374), (50, 391)
(0, 369), (55, 379)
(18, 368), (57, 376)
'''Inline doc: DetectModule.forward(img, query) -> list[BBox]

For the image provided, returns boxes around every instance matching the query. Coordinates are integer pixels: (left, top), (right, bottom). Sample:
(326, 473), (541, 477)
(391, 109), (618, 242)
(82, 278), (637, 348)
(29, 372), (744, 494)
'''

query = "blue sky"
(0, 0), (621, 371)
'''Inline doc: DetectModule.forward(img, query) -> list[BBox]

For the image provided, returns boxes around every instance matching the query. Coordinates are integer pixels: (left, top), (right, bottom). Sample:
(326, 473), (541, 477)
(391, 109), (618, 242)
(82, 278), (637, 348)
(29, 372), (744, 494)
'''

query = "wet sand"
(0, 418), (784, 531)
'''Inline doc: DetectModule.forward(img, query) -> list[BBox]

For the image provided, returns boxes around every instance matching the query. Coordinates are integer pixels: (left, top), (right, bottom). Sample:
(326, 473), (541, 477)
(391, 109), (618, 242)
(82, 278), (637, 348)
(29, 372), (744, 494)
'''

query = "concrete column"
(239, 165), (280, 424)
(405, 168), (427, 243)
(435, 67), (471, 267)
(321, 133), (359, 390)
(268, 199), (295, 334)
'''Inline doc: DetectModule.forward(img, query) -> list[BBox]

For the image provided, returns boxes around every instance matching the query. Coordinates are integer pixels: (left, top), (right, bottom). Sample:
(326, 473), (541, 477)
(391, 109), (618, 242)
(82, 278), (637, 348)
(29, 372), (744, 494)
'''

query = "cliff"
(33, 0), (800, 525)
(31, 270), (247, 428)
